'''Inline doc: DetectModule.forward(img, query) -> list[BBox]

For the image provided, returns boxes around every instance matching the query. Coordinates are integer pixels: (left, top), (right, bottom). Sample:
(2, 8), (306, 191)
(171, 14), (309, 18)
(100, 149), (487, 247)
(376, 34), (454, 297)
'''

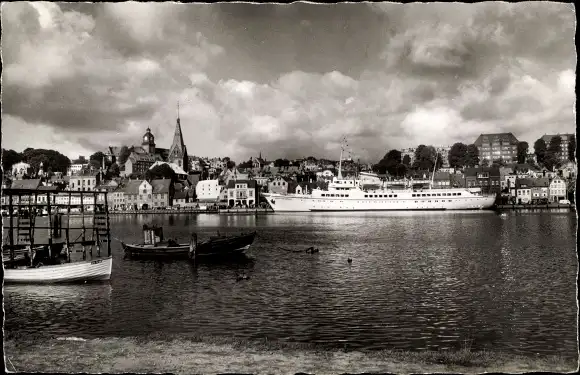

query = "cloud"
(1, 2), (576, 163)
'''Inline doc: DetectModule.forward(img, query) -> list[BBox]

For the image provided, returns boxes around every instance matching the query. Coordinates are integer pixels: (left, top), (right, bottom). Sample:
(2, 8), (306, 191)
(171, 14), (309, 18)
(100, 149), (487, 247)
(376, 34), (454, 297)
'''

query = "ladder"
(16, 211), (35, 247)
(93, 212), (109, 257)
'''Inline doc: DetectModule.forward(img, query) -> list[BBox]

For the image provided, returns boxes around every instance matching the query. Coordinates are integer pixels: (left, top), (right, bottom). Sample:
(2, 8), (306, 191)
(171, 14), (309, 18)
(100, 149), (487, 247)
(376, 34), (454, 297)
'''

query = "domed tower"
(142, 127), (156, 154)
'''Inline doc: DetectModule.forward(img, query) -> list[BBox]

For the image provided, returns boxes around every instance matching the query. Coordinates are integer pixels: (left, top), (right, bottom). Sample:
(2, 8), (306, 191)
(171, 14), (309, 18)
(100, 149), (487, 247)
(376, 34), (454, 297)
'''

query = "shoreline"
(4, 335), (577, 374)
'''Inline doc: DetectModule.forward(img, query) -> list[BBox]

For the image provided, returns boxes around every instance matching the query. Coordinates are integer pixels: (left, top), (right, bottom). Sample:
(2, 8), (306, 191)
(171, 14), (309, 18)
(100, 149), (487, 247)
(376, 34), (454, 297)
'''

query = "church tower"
(167, 101), (189, 171)
(142, 127), (156, 154)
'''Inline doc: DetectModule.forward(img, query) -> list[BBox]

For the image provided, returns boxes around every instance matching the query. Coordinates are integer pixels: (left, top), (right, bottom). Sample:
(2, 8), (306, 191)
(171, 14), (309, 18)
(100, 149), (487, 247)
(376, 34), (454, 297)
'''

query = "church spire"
(168, 101), (188, 169)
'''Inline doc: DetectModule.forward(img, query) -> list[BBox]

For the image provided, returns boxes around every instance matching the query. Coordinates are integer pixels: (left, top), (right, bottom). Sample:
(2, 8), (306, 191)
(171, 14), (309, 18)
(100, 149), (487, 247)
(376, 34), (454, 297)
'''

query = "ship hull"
(262, 193), (496, 212)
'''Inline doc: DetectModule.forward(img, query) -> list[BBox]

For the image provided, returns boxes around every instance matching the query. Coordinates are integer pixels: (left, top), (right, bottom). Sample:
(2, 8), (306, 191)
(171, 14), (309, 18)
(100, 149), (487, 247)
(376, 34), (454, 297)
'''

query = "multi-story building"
(68, 171), (98, 191)
(196, 179), (223, 204)
(541, 133), (574, 162)
(123, 179), (172, 210)
(530, 178), (550, 203)
(514, 178), (533, 204)
(473, 133), (519, 163)
(268, 176), (292, 194)
(225, 179), (259, 207)
(549, 177), (567, 203)
(464, 167), (501, 195)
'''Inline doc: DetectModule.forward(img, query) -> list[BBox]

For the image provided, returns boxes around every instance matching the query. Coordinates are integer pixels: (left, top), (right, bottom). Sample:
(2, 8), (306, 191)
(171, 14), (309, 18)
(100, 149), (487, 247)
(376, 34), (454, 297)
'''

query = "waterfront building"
(111, 187), (125, 210)
(123, 179), (172, 210)
(531, 178), (550, 203)
(173, 190), (196, 207)
(463, 167), (502, 195)
(196, 179), (223, 204)
(541, 133), (574, 162)
(473, 133), (519, 163)
(432, 171), (451, 188)
(226, 179), (258, 207)
(268, 176), (292, 195)
(549, 177), (567, 203)
(515, 178), (534, 204)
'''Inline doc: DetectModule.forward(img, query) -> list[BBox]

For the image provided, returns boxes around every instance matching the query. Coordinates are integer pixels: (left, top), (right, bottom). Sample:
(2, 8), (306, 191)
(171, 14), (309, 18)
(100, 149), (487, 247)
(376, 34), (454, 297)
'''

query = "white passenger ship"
(262, 143), (496, 212)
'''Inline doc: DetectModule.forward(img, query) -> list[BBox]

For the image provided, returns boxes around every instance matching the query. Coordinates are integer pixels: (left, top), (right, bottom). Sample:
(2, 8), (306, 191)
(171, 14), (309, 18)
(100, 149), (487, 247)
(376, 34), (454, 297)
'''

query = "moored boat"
(2, 188), (113, 284)
(189, 231), (257, 260)
(121, 225), (191, 259)
(4, 256), (112, 284)
(262, 140), (497, 212)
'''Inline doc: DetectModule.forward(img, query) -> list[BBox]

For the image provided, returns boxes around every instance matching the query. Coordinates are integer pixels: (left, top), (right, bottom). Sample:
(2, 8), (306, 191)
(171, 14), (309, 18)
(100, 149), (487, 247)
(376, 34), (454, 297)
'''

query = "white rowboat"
(4, 256), (112, 284)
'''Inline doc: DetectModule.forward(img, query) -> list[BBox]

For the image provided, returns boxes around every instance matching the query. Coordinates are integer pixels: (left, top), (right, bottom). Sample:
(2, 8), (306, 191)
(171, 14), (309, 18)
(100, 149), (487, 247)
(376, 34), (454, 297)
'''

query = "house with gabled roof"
(225, 179), (258, 207)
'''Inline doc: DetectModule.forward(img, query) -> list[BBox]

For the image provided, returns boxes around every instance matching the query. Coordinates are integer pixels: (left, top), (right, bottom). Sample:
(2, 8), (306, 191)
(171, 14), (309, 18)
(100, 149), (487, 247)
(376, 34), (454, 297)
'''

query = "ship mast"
(337, 137), (346, 180)
(430, 151), (439, 190)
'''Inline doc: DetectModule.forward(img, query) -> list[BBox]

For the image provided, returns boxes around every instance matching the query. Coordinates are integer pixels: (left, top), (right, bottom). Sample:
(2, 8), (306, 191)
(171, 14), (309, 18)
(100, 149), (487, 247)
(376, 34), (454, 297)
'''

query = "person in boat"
(167, 239), (179, 247)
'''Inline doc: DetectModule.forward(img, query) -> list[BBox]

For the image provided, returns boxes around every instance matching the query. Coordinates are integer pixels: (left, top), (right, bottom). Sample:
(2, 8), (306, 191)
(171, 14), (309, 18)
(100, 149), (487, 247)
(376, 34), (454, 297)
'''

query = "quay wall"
(496, 204), (575, 211)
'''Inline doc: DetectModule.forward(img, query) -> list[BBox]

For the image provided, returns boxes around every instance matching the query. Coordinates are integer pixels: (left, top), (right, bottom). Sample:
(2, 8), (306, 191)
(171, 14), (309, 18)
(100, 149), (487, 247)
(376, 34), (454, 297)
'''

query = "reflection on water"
(4, 211), (578, 357)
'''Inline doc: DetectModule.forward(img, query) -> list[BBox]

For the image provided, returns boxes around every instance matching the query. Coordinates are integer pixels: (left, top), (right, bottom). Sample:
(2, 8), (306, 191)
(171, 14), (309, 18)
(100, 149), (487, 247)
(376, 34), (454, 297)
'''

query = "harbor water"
(3, 210), (578, 357)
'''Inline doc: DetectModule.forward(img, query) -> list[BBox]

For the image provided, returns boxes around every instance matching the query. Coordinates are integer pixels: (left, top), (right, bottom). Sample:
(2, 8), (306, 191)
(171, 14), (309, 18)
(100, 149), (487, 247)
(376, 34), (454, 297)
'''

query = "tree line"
(373, 134), (576, 178)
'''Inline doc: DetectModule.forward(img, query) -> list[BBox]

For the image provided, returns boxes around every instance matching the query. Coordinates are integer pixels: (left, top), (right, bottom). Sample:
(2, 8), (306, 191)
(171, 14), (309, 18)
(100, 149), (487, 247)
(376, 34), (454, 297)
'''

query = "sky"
(1, 1), (576, 163)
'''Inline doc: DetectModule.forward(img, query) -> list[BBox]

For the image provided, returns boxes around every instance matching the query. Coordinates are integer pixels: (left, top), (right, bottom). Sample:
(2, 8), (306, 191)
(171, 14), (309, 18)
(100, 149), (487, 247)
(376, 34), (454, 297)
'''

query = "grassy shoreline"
(4, 334), (578, 374)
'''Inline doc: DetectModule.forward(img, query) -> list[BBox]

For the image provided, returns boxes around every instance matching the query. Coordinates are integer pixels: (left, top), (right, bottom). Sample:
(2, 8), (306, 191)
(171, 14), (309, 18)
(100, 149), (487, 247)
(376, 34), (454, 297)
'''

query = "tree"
(146, 164), (177, 181)
(464, 144), (480, 168)
(481, 158), (490, 167)
(412, 145), (437, 171)
(396, 163), (407, 177)
(117, 146), (131, 165)
(2, 149), (22, 172)
(534, 138), (547, 166)
(448, 142), (468, 169)
(226, 160), (236, 169)
(543, 152), (560, 172)
(238, 159), (253, 169)
(377, 149), (402, 176)
(107, 163), (120, 178)
(568, 135), (576, 162)
(547, 135), (563, 155)
(402, 154), (411, 167)
(517, 141), (529, 164)
(21, 148), (71, 174)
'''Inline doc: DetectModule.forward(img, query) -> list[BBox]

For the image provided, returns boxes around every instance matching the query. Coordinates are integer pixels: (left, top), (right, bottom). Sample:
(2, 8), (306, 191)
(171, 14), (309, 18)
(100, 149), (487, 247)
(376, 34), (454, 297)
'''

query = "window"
(148, 194), (151, 199)
(365, 195), (368, 198)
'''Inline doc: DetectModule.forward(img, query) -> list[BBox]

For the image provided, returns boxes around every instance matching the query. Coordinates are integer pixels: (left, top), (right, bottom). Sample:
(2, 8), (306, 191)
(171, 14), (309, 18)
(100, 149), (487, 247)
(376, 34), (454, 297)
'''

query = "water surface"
(4, 211), (578, 357)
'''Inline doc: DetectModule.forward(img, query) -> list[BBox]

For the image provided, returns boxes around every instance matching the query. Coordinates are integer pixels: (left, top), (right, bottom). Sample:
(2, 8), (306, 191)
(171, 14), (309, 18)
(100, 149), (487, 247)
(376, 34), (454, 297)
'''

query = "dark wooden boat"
(189, 231), (257, 260)
(121, 225), (190, 259)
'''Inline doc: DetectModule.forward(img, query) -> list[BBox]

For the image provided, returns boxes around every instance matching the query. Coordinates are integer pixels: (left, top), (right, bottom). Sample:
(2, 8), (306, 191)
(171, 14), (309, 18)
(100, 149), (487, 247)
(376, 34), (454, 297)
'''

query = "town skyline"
(2, 2), (576, 162)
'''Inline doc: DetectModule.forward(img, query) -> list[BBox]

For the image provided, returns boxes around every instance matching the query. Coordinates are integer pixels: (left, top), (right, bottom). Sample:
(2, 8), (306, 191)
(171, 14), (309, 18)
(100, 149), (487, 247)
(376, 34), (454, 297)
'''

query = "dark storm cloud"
(1, 2), (575, 161)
